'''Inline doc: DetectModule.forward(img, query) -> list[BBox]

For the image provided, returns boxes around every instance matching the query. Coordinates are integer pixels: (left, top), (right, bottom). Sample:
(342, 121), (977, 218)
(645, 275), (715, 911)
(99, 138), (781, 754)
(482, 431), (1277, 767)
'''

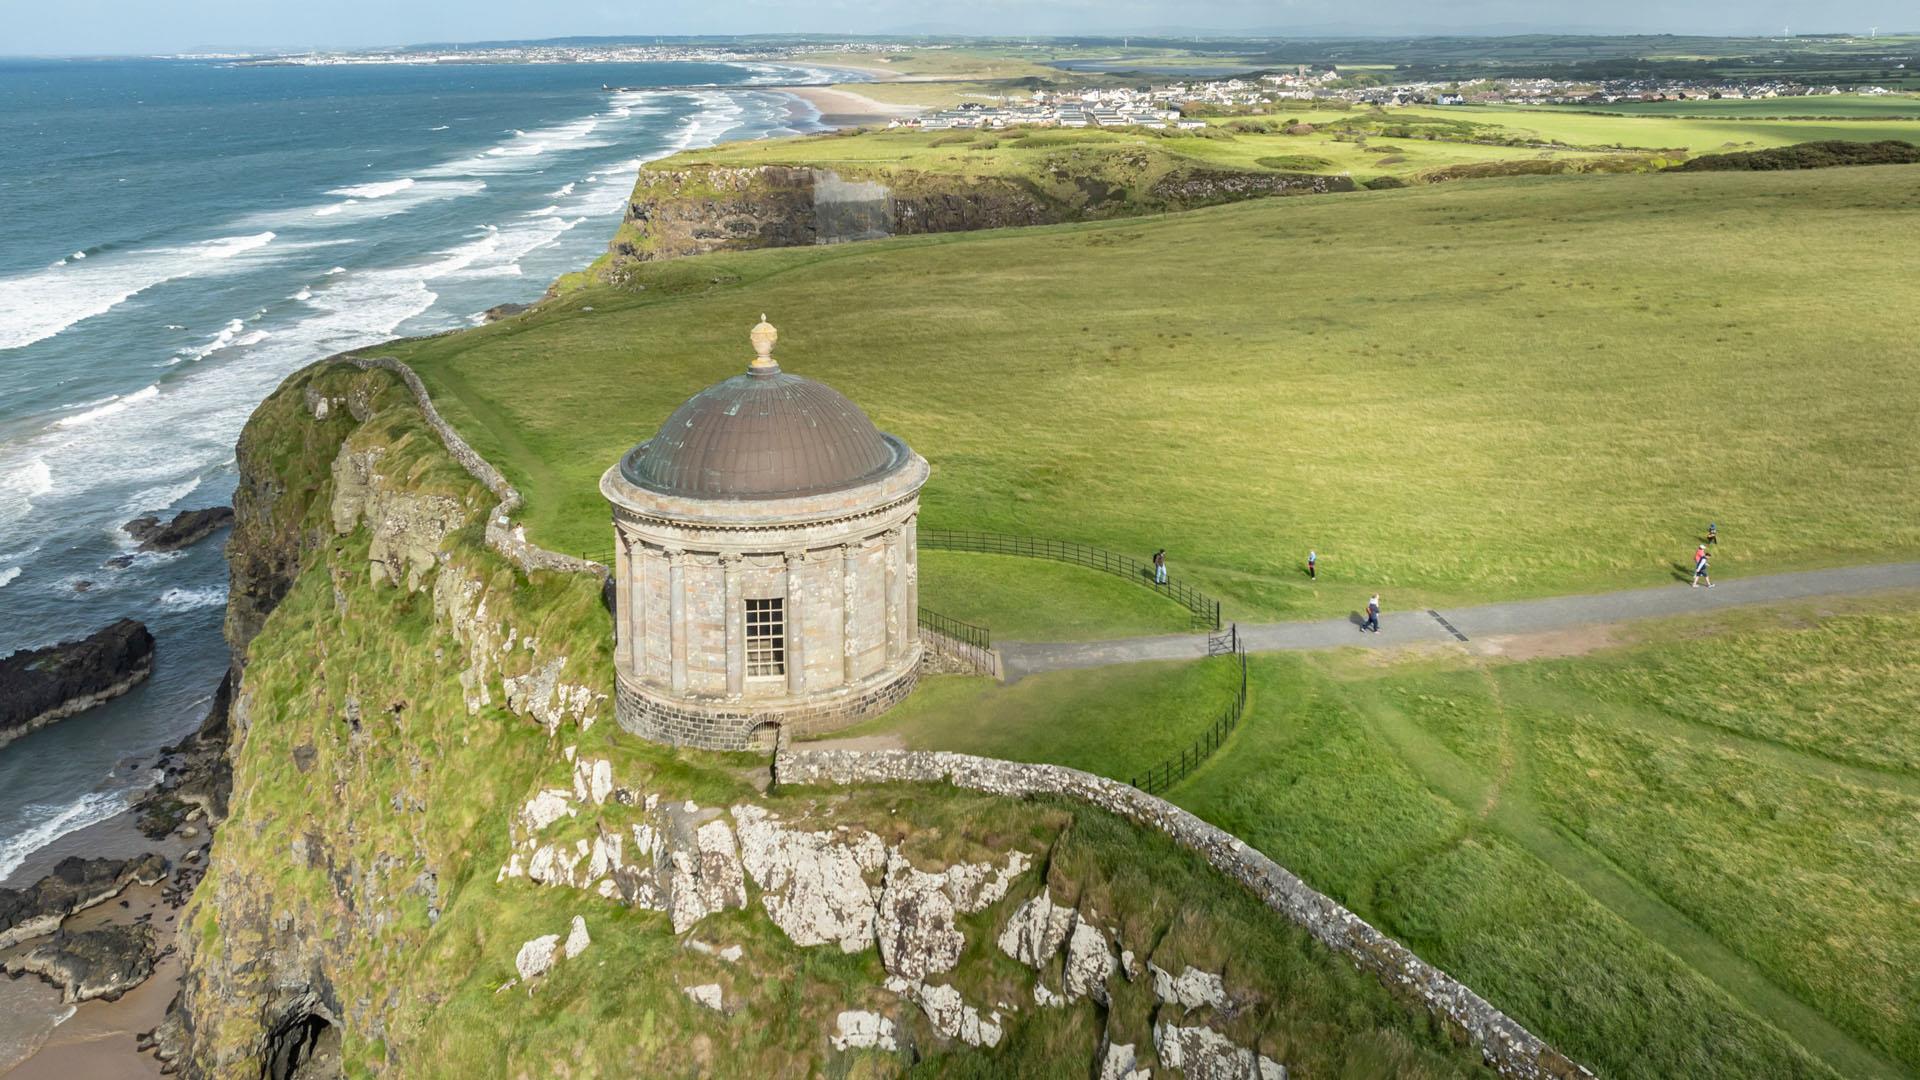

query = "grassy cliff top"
(657, 101), (1920, 185)
(390, 163), (1920, 634)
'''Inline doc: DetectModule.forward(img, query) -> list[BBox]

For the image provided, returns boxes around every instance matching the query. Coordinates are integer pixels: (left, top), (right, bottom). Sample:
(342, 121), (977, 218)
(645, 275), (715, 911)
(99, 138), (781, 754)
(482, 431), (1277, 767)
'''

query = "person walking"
(1152, 548), (1168, 585)
(1692, 548), (1713, 588)
(1362, 593), (1381, 633)
(1307, 549), (1317, 580)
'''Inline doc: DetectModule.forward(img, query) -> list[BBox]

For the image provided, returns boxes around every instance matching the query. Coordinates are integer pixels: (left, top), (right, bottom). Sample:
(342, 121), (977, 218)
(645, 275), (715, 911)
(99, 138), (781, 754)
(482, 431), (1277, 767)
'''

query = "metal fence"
(919, 529), (1222, 631)
(1130, 626), (1248, 796)
(918, 608), (991, 651)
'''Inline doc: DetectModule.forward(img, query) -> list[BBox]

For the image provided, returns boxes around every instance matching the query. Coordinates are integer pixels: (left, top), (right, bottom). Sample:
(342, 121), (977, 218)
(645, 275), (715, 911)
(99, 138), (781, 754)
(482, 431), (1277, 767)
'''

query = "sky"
(2, 0), (1912, 56)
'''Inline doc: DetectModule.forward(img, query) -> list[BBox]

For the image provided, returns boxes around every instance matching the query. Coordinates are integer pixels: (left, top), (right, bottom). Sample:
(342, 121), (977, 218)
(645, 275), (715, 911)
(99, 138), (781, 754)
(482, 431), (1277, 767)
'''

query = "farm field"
(837, 592), (1920, 1080)
(390, 163), (1920, 633)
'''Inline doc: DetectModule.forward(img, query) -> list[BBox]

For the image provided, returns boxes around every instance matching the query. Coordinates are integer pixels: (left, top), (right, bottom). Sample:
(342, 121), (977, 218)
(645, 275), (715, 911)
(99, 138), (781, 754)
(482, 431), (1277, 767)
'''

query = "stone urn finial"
(749, 315), (779, 375)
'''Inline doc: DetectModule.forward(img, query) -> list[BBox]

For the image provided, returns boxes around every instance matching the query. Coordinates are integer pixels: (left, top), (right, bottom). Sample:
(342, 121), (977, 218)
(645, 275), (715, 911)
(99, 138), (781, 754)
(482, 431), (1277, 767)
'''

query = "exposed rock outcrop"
(0, 854), (169, 950)
(0, 619), (154, 748)
(1153, 1019), (1286, 1079)
(602, 159), (1352, 283)
(4, 922), (156, 1003)
(122, 506), (235, 552)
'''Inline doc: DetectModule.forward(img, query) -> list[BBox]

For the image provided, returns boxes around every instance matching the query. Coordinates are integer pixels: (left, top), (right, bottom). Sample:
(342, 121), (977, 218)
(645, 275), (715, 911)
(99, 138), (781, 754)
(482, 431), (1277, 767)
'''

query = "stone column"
(613, 527), (632, 671)
(883, 528), (903, 664)
(840, 543), (859, 686)
(903, 514), (919, 648)
(627, 538), (647, 678)
(667, 549), (688, 695)
(722, 553), (743, 698)
(784, 551), (807, 695)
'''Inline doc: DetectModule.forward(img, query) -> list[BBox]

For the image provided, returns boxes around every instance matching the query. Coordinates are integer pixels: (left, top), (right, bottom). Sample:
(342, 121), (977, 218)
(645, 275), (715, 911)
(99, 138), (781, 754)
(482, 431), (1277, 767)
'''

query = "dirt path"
(998, 560), (1920, 680)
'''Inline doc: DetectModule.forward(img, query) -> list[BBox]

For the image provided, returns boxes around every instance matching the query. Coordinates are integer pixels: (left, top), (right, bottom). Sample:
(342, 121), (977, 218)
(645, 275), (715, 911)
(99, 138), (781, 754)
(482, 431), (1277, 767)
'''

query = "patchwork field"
(391, 163), (1920, 634)
(843, 593), (1920, 1080)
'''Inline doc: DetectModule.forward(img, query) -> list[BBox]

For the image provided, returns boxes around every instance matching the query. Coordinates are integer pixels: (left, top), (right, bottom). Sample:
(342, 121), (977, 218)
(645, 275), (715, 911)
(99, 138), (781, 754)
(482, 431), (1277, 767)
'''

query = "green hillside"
(390, 164), (1920, 635)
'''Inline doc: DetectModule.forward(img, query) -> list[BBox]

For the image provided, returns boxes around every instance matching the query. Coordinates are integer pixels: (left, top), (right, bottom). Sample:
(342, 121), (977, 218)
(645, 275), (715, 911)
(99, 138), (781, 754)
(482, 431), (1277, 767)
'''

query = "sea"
(0, 56), (832, 889)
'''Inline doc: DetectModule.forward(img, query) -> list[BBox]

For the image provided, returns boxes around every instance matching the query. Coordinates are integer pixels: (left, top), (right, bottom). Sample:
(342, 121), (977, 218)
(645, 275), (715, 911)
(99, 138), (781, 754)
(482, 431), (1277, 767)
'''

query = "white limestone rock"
(1100, 1038), (1152, 1080)
(1064, 918), (1117, 1004)
(997, 888), (1077, 968)
(667, 818), (747, 933)
(586, 828), (623, 883)
(517, 789), (576, 833)
(572, 757), (613, 805)
(876, 850), (964, 981)
(732, 805), (878, 952)
(1153, 1021), (1284, 1079)
(1033, 982), (1065, 1008)
(889, 977), (1003, 1048)
(1150, 964), (1229, 1012)
(831, 1010), (898, 1052)
(684, 983), (725, 1012)
(943, 849), (1031, 913)
(514, 934), (560, 981)
(563, 916), (591, 959)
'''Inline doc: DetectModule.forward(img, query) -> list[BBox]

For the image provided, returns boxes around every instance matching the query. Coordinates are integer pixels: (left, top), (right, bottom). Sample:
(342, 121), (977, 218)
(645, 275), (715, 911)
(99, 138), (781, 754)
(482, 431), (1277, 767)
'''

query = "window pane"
(746, 597), (786, 677)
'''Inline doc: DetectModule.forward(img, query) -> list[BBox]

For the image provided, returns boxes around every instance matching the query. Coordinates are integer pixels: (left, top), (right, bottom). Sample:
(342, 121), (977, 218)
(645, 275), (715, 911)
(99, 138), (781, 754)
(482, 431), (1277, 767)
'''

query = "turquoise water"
(0, 57), (825, 882)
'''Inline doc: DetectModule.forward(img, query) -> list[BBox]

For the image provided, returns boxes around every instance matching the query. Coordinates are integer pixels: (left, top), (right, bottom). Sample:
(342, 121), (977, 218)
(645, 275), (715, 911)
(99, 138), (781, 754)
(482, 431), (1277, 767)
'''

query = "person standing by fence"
(1153, 548), (1168, 585)
(1308, 549), (1317, 580)
(1362, 594), (1381, 633)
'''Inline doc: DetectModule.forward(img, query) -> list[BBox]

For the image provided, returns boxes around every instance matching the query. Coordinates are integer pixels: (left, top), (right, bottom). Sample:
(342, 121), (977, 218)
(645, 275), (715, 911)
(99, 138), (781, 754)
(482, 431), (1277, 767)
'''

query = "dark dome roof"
(621, 370), (904, 499)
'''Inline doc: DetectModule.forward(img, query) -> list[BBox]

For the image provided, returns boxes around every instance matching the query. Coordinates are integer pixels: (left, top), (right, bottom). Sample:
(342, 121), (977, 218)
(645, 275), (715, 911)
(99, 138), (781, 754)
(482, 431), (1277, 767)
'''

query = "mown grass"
(867, 595), (1920, 1079)
(825, 654), (1241, 782)
(392, 164), (1920, 638)
(917, 551), (1193, 641)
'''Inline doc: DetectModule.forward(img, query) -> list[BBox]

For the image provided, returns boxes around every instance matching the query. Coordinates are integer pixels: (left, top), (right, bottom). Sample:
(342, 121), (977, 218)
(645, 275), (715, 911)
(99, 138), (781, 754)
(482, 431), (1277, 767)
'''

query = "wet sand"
(1, 823), (195, 1078)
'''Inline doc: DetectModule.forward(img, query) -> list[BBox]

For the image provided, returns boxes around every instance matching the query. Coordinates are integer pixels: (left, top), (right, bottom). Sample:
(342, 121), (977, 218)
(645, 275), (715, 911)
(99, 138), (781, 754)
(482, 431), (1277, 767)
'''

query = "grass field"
(1553, 95), (1920, 118)
(848, 593), (1920, 1079)
(390, 163), (1920, 636)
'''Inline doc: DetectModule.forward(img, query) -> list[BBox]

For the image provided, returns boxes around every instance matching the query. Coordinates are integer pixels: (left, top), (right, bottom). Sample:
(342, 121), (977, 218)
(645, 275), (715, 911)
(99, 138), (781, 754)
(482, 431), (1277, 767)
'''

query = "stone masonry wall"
(617, 662), (918, 750)
(346, 357), (606, 581)
(773, 748), (1596, 1080)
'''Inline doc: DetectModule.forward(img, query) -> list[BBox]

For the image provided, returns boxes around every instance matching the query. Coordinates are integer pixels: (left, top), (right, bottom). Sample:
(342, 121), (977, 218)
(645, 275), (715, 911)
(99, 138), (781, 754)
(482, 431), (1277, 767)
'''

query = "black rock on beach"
(122, 505), (234, 553)
(0, 619), (155, 749)
(0, 853), (169, 950)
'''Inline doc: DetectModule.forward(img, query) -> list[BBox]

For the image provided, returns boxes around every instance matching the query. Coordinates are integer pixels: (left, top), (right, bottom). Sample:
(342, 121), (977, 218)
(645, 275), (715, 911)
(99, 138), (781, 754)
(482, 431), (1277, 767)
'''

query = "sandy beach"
(1, 813), (198, 1078)
(787, 85), (925, 128)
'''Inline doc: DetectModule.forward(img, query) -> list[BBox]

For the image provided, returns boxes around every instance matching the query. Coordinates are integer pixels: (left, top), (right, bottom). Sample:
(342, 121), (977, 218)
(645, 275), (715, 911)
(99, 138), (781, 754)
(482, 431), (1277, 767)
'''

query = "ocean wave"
(157, 585), (228, 611)
(0, 789), (138, 881)
(430, 124), (449, 131)
(0, 567), (19, 589)
(52, 384), (159, 429)
(121, 475), (203, 519)
(0, 232), (276, 352)
(525, 205), (560, 217)
(329, 177), (416, 199)
(550, 182), (575, 197)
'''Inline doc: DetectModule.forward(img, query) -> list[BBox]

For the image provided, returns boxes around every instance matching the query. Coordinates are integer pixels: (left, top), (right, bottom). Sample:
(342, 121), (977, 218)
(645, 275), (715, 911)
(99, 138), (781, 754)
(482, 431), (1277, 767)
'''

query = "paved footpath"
(998, 561), (1920, 681)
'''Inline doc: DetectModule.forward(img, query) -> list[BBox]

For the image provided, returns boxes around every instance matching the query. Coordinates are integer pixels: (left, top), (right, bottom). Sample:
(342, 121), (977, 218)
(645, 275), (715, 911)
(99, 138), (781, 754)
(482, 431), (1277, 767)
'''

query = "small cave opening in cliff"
(263, 1010), (343, 1080)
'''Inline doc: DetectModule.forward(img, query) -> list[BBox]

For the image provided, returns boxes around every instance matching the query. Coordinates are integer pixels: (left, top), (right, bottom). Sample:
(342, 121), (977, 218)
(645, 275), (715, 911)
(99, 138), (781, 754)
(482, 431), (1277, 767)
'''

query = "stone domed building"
(601, 318), (928, 749)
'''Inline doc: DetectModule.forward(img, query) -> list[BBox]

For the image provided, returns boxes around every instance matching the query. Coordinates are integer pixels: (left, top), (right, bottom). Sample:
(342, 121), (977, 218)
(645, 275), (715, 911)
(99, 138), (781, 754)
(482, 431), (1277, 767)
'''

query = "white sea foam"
(525, 205), (560, 217)
(121, 475), (203, 518)
(70, 251), (86, 260)
(0, 232), (276, 351)
(550, 182), (575, 197)
(430, 124), (449, 131)
(329, 177), (415, 199)
(157, 585), (228, 611)
(0, 567), (19, 589)
(291, 287), (313, 301)
(52, 385), (159, 429)
(0, 790), (137, 881)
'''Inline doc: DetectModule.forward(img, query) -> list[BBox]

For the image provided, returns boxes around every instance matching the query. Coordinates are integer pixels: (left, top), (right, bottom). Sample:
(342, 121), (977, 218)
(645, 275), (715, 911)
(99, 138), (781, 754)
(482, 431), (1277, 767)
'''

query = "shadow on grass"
(1670, 561), (1696, 583)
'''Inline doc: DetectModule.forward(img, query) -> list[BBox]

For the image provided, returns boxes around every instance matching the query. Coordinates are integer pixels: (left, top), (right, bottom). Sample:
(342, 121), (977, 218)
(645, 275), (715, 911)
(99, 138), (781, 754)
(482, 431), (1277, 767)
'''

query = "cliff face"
(600, 159), (1353, 282)
(160, 358), (1501, 1078)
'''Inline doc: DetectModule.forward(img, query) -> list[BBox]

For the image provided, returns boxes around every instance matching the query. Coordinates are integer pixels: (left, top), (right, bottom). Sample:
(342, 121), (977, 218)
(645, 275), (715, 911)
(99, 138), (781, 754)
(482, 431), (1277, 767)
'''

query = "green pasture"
(851, 593), (1920, 1079)
(1553, 94), (1920, 118)
(390, 164), (1920, 634)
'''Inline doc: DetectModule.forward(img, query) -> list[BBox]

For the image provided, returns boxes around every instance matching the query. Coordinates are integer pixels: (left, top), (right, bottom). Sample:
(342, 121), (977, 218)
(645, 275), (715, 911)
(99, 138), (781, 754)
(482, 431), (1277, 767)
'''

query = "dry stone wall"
(773, 748), (1596, 1080)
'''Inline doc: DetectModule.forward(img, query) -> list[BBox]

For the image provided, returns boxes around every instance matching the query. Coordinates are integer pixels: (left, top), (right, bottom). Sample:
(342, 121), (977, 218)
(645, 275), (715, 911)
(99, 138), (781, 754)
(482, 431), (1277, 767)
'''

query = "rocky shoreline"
(122, 507), (234, 554)
(0, 620), (156, 750)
